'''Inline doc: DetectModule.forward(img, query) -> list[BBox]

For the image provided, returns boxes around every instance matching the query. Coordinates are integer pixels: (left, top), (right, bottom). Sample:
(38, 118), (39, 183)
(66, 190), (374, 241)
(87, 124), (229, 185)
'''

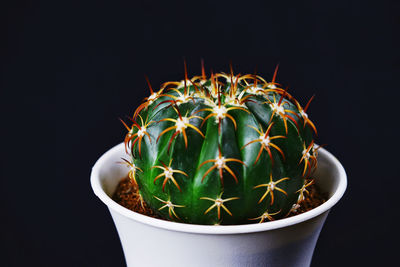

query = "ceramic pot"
(91, 143), (346, 267)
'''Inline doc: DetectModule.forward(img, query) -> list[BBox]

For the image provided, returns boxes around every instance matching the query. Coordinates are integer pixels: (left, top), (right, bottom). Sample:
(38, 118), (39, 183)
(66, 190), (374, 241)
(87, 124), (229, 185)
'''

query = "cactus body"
(122, 68), (318, 225)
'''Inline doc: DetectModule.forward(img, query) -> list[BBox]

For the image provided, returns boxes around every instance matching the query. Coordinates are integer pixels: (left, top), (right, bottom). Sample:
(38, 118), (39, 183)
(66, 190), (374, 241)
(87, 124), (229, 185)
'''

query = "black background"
(1, 0), (399, 266)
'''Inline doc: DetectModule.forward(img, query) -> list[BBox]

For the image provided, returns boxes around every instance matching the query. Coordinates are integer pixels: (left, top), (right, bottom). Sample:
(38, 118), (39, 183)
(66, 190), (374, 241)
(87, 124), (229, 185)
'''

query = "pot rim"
(91, 143), (346, 235)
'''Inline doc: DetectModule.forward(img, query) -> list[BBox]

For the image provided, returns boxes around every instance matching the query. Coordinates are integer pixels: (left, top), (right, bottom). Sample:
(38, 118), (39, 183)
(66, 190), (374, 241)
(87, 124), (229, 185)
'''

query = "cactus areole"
(121, 65), (319, 225)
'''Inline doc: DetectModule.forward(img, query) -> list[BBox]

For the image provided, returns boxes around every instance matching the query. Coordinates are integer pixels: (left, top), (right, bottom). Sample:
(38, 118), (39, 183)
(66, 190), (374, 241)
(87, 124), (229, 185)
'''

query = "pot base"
(91, 143), (346, 267)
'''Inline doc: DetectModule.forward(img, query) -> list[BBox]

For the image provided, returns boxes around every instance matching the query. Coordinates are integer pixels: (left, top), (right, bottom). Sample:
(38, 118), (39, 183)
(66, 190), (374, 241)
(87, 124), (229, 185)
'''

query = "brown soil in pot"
(112, 176), (328, 222)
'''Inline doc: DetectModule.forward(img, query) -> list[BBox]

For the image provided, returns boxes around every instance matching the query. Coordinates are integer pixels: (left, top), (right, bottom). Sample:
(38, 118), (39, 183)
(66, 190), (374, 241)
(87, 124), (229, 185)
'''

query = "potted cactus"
(91, 63), (347, 267)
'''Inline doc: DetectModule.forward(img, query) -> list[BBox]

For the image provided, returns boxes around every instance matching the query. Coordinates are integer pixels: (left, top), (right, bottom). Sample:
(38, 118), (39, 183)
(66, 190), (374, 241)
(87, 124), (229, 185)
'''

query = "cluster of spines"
(120, 62), (319, 224)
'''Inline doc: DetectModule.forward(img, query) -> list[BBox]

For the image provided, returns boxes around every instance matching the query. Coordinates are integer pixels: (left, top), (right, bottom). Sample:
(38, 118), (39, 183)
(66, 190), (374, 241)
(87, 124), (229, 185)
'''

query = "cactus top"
(121, 66), (319, 225)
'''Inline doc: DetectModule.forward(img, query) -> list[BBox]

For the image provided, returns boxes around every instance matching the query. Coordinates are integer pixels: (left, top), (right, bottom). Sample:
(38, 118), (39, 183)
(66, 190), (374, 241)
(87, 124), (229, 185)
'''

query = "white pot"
(91, 143), (346, 267)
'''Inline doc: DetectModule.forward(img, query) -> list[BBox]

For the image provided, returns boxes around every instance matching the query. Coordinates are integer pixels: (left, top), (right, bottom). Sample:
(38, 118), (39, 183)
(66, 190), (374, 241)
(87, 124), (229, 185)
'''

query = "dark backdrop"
(1, 0), (399, 266)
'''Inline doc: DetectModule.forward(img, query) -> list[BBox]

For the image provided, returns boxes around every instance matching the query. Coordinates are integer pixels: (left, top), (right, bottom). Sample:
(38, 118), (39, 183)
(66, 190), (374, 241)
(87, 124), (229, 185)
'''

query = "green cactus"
(120, 64), (319, 225)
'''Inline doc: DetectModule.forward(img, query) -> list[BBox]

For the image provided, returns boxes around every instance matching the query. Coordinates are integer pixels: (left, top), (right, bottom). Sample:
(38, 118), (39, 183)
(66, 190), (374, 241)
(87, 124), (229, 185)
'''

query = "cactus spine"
(121, 64), (318, 225)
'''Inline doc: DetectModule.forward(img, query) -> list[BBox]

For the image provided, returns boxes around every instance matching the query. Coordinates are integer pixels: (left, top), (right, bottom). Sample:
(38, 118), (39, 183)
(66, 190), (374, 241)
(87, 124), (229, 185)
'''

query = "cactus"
(120, 63), (319, 225)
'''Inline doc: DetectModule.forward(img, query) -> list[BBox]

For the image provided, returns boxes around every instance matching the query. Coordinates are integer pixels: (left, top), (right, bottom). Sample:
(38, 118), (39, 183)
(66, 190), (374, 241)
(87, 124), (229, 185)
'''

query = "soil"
(112, 176), (328, 222)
